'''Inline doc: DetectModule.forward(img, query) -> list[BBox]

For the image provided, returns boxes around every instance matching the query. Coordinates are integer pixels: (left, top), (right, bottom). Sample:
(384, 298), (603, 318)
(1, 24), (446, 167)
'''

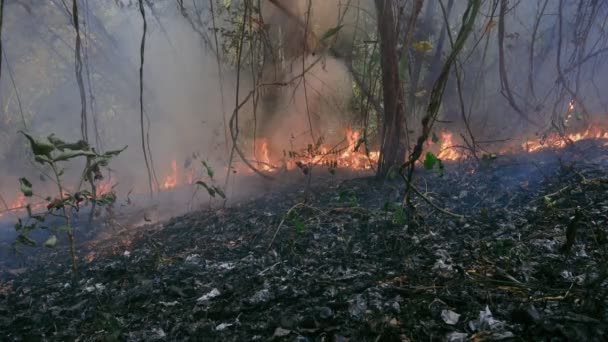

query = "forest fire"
(161, 160), (179, 190)
(252, 128), (379, 172)
(522, 127), (608, 153)
(1, 126), (607, 220)
(436, 132), (462, 161)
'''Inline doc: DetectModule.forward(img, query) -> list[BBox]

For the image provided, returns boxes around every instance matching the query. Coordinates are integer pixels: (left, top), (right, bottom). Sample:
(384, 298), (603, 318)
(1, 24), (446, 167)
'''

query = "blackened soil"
(0, 142), (607, 341)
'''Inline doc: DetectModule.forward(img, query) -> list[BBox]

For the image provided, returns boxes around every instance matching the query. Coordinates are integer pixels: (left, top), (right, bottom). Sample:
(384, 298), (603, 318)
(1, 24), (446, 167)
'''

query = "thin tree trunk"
(375, 0), (406, 178)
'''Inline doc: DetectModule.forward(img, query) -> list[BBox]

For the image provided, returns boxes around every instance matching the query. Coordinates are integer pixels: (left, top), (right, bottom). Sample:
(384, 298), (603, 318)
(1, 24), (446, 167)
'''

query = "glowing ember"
(161, 160), (179, 189)
(85, 252), (96, 263)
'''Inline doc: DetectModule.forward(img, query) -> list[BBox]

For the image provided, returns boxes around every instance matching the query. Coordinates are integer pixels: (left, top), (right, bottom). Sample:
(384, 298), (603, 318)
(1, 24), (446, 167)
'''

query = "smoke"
(2, 0), (608, 216)
(254, 0), (371, 158)
(0, 2), (237, 201)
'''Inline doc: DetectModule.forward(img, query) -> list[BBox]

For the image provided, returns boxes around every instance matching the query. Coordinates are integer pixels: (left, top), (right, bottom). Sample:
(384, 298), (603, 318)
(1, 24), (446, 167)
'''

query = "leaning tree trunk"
(375, 0), (406, 178)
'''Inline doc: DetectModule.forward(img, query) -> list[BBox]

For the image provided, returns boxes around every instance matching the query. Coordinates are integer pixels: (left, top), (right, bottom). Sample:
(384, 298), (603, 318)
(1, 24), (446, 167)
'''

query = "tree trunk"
(375, 0), (406, 178)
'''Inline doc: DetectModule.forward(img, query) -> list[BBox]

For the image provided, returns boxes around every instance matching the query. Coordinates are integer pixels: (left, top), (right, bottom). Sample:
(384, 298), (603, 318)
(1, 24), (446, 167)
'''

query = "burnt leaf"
(19, 178), (33, 197)
(46, 198), (65, 211)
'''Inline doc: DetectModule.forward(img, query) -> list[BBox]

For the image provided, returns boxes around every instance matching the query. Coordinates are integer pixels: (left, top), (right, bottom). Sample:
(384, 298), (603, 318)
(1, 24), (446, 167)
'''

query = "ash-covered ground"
(1, 141), (607, 341)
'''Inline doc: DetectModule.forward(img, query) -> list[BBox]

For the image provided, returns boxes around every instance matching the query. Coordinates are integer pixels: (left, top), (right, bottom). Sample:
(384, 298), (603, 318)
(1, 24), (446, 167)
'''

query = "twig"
(400, 174), (464, 219)
(267, 202), (305, 251)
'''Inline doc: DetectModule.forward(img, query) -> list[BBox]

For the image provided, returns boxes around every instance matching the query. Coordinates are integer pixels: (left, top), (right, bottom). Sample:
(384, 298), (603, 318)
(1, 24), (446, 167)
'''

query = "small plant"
(423, 151), (444, 176)
(338, 190), (359, 207)
(287, 210), (306, 234)
(383, 201), (406, 226)
(195, 160), (226, 200)
(15, 131), (126, 278)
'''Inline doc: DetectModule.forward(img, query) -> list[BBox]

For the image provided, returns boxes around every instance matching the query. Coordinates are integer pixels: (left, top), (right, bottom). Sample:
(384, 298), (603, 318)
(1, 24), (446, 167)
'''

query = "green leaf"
(412, 40), (433, 53)
(20, 131), (55, 157)
(321, 24), (344, 42)
(294, 219), (305, 234)
(44, 235), (58, 248)
(97, 192), (117, 205)
(55, 225), (71, 232)
(52, 149), (97, 162)
(103, 146), (128, 157)
(48, 135), (89, 151)
(196, 181), (215, 198)
(19, 178), (33, 197)
(394, 206), (406, 225)
(34, 155), (52, 164)
(423, 152), (439, 170)
(202, 161), (214, 179)
(15, 234), (36, 247)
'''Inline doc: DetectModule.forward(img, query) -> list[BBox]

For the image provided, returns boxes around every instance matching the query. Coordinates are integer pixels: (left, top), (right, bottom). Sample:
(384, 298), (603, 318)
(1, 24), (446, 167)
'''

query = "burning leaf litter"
(0, 142), (608, 340)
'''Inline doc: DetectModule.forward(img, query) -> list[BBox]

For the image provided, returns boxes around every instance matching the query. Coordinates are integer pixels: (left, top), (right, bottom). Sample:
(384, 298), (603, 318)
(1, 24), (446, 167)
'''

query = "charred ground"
(0, 141), (607, 341)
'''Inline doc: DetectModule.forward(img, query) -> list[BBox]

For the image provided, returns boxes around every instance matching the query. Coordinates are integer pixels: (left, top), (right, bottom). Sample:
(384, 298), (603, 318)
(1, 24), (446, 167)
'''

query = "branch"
(400, 0), (481, 207)
(498, 0), (538, 126)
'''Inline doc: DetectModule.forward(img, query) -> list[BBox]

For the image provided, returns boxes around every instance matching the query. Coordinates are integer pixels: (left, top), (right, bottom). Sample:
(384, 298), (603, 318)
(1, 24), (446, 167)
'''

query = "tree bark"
(375, 0), (406, 178)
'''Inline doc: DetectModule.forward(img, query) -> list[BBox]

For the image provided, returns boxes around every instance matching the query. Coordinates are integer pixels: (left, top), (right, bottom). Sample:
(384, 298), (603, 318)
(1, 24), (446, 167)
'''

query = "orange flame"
(256, 139), (273, 171)
(437, 132), (462, 161)
(96, 180), (113, 196)
(161, 160), (179, 190)
(522, 128), (608, 152)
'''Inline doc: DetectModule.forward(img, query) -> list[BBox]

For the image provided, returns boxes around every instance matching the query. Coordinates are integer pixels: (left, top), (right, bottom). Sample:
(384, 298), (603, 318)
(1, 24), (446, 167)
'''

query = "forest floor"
(1, 141), (608, 341)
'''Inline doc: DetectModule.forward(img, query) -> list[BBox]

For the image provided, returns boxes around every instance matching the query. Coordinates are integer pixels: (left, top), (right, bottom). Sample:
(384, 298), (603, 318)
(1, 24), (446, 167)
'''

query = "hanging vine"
(72, 0), (88, 142)
(139, 0), (154, 196)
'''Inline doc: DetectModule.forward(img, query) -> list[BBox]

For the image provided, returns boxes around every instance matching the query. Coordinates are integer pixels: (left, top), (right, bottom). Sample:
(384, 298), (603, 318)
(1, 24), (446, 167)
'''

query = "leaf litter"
(0, 142), (607, 341)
